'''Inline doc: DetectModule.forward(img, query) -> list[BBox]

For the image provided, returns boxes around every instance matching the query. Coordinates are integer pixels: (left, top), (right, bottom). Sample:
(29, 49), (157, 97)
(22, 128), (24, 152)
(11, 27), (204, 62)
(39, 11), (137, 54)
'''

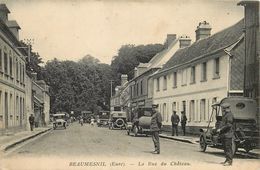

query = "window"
(9, 56), (13, 77)
(214, 58), (220, 78)
(200, 99), (206, 121)
(20, 63), (22, 83)
(140, 80), (143, 95)
(189, 100), (195, 121)
(4, 52), (8, 74)
(190, 66), (196, 84)
(0, 49), (2, 72)
(16, 59), (19, 81)
(156, 78), (160, 91)
(173, 72), (177, 87)
(22, 65), (25, 83)
(181, 69), (187, 85)
(163, 76), (167, 90)
(163, 103), (166, 121)
(182, 101), (186, 113)
(172, 102), (177, 112)
(201, 62), (207, 81)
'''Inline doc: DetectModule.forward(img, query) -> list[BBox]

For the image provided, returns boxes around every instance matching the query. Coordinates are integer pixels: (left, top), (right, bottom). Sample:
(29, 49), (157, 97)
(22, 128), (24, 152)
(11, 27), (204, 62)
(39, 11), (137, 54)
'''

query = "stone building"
(0, 4), (27, 134)
(150, 20), (245, 134)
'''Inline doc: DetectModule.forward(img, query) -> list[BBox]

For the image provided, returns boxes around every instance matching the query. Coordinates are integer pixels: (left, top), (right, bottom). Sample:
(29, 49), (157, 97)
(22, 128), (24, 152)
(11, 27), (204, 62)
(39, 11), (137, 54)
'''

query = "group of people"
(149, 103), (234, 166)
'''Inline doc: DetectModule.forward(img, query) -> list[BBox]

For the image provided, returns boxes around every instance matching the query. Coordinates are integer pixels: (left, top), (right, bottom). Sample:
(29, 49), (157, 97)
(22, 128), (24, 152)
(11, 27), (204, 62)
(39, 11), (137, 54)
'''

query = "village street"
(1, 122), (259, 170)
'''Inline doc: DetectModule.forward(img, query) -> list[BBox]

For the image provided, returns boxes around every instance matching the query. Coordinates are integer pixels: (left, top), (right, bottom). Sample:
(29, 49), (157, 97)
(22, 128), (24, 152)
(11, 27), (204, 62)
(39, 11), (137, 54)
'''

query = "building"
(130, 34), (184, 109)
(110, 74), (129, 112)
(238, 0), (259, 115)
(0, 4), (27, 134)
(31, 73), (50, 127)
(150, 20), (245, 134)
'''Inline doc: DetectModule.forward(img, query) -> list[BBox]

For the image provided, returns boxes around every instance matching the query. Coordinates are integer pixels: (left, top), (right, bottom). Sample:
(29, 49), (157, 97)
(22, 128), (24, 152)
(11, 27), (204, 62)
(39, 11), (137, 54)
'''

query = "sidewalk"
(0, 126), (52, 153)
(160, 131), (260, 155)
(160, 131), (199, 144)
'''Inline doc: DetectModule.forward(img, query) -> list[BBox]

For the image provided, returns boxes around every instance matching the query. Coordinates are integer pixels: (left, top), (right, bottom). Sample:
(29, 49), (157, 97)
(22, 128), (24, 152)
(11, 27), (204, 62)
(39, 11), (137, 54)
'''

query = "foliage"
(110, 43), (165, 85)
(42, 55), (112, 115)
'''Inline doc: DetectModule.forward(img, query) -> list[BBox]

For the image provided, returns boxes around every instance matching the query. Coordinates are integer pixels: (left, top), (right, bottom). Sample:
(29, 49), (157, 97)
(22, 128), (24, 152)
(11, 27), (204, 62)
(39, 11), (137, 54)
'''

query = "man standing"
(181, 111), (187, 136)
(171, 111), (180, 136)
(217, 103), (234, 166)
(29, 114), (35, 131)
(150, 104), (162, 154)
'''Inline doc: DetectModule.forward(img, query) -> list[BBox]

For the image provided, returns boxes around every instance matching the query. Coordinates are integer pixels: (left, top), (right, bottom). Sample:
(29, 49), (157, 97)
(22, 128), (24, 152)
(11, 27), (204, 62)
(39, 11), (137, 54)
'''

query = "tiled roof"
(6, 20), (21, 29)
(161, 19), (244, 71)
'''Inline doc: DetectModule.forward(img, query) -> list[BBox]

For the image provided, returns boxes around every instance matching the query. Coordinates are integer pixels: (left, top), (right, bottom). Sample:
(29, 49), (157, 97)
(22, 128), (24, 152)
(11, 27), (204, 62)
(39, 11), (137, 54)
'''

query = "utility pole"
(110, 80), (114, 112)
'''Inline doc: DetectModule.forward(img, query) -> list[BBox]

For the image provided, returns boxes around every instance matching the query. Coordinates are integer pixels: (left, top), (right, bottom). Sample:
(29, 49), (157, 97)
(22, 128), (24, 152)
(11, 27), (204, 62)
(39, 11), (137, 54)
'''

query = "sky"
(2, 0), (244, 64)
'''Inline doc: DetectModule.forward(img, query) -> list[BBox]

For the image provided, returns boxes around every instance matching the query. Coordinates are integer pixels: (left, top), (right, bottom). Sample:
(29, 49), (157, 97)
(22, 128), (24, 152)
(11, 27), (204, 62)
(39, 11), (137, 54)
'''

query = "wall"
(153, 54), (229, 129)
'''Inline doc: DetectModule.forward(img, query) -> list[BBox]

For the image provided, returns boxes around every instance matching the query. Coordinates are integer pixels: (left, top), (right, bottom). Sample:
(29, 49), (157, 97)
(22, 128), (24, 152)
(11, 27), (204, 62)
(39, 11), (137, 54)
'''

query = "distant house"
(150, 20), (245, 134)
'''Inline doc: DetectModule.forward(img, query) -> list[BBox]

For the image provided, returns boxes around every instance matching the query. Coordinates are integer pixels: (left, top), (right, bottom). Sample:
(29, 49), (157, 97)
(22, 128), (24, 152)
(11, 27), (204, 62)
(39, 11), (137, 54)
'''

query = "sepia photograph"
(0, 0), (259, 170)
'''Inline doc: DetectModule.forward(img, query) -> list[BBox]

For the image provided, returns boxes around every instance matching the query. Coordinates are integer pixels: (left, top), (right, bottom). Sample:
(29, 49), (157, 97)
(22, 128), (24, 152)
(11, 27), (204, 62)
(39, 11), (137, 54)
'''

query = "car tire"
(200, 136), (207, 152)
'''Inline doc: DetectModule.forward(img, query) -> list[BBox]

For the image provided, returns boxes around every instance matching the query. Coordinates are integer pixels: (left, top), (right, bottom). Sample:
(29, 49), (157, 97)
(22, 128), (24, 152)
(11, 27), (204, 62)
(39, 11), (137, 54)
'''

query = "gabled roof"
(160, 19), (244, 72)
(6, 20), (21, 29)
(0, 4), (10, 13)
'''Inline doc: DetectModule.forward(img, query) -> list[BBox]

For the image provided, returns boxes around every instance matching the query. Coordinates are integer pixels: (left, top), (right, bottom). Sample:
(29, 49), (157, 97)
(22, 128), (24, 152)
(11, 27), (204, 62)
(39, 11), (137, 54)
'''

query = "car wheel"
(199, 136), (207, 152)
(134, 126), (138, 137)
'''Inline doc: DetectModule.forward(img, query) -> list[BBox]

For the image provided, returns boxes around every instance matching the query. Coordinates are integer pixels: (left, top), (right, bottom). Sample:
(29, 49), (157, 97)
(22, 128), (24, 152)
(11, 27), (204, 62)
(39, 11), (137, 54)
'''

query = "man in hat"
(217, 103), (234, 166)
(150, 104), (162, 154)
(171, 111), (180, 136)
(29, 114), (35, 131)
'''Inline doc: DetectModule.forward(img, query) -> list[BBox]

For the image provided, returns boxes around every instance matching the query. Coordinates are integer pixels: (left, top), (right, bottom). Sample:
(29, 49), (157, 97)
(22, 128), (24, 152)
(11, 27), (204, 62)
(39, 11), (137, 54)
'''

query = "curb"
(159, 134), (197, 144)
(2, 128), (52, 152)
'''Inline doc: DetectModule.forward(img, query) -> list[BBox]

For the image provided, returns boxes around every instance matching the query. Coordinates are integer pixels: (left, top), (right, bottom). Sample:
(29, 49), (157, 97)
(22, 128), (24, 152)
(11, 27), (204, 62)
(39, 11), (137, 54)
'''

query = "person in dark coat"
(171, 111), (180, 136)
(29, 114), (35, 131)
(217, 103), (234, 166)
(150, 104), (162, 154)
(181, 111), (187, 136)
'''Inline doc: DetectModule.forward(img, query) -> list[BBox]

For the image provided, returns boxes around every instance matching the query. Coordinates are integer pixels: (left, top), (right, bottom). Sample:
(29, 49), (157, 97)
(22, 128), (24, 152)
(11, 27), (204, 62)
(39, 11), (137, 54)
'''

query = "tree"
(111, 43), (165, 85)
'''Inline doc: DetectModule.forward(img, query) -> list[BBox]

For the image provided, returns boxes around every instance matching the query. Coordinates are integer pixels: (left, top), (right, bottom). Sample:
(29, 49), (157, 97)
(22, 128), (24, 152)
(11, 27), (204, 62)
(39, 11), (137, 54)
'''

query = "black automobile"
(199, 97), (259, 154)
(126, 107), (153, 137)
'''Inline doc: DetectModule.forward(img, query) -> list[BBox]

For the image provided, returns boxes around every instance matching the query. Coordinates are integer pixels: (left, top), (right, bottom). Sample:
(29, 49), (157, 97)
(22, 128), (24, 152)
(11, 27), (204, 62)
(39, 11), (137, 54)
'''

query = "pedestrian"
(29, 114), (35, 131)
(171, 111), (180, 136)
(181, 111), (187, 136)
(91, 117), (95, 126)
(150, 104), (162, 154)
(217, 103), (234, 166)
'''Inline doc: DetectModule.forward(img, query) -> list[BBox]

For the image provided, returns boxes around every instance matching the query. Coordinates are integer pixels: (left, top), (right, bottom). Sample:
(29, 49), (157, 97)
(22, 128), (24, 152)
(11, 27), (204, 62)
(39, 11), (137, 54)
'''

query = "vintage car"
(199, 97), (259, 154)
(53, 113), (67, 130)
(126, 107), (153, 137)
(97, 111), (110, 127)
(108, 111), (127, 129)
(81, 111), (93, 123)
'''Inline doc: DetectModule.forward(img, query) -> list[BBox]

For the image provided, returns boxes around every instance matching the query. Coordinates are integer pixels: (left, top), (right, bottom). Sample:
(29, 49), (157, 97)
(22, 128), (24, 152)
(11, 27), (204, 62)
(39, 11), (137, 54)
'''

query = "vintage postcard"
(0, 0), (259, 170)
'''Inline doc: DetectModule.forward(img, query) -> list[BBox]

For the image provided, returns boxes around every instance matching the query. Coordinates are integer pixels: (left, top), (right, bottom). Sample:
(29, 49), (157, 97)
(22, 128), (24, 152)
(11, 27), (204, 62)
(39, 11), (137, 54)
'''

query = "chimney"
(121, 74), (128, 86)
(179, 35), (191, 48)
(31, 72), (37, 81)
(0, 4), (10, 23)
(6, 20), (21, 40)
(165, 34), (176, 49)
(195, 21), (212, 41)
(134, 67), (138, 78)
